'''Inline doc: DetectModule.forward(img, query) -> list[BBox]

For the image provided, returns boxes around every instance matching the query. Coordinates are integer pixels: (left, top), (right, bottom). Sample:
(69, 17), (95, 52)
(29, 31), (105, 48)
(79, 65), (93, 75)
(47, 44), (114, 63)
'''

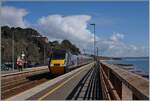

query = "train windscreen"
(52, 51), (66, 59)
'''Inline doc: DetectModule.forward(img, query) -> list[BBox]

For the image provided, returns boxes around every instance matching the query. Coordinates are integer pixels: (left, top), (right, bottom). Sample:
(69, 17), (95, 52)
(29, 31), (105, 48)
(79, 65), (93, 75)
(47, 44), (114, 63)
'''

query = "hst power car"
(48, 49), (93, 75)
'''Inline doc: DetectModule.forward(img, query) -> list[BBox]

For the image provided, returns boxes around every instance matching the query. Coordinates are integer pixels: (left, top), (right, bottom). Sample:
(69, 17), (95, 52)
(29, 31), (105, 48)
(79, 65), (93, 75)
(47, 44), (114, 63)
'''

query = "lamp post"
(90, 23), (96, 60)
(96, 47), (98, 60)
(12, 31), (15, 71)
(83, 49), (85, 55)
(44, 44), (45, 65)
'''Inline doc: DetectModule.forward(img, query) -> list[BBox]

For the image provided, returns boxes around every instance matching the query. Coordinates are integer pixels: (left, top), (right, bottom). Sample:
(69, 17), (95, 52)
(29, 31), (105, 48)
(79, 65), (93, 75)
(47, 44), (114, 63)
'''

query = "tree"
(61, 40), (80, 55)
(26, 42), (40, 64)
(1, 26), (81, 65)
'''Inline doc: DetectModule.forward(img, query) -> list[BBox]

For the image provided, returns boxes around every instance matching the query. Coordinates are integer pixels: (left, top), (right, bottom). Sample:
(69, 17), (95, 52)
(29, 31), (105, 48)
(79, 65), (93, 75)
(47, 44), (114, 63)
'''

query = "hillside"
(1, 26), (80, 65)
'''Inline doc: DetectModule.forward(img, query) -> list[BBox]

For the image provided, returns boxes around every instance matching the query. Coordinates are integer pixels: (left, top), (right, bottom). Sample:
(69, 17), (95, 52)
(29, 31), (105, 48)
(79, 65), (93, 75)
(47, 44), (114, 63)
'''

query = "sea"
(106, 57), (149, 76)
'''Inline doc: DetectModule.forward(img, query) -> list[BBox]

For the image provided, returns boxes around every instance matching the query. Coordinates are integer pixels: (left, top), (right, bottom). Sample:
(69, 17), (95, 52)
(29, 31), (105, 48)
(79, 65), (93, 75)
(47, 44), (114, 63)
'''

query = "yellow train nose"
(50, 66), (65, 74)
(51, 60), (65, 65)
(50, 60), (65, 74)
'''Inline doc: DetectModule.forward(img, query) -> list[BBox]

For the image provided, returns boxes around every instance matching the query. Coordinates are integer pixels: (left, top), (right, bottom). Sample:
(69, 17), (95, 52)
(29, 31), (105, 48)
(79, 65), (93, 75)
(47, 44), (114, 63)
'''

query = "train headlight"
(50, 64), (54, 66)
(60, 64), (64, 67)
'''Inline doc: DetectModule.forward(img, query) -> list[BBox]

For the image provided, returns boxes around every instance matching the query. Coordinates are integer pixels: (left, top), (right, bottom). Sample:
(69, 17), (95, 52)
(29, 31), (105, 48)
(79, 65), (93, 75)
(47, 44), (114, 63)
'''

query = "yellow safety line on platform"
(38, 66), (89, 100)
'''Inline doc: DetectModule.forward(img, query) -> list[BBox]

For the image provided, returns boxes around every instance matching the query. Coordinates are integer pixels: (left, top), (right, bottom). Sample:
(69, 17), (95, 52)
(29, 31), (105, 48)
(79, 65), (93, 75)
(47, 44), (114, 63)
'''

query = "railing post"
(122, 83), (133, 100)
(109, 71), (122, 99)
(99, 62), (120, 100)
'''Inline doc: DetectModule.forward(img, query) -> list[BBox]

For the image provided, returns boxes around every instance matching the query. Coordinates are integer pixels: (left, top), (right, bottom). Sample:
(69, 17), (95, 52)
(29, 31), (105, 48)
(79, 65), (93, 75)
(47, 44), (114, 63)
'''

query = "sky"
(1, 1), (149, 57)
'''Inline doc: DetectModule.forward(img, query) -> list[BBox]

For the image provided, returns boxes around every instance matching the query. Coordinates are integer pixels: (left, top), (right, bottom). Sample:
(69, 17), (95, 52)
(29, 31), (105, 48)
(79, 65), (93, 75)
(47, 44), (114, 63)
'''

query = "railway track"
(1, 63), (92, 100)
(66, 62), (103, 100)
(1, 72), (56, 99)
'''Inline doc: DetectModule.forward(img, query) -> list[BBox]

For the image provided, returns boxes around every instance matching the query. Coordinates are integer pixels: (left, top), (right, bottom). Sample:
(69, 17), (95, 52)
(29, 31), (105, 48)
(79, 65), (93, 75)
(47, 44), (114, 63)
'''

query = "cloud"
(1, 6), (28, 28)
(110, 32), (124, 42)
(36, 14), (95, 48)
(1, 5), (148, 57)
(96, 33), (148, 57)
(36, 14), (148, 57)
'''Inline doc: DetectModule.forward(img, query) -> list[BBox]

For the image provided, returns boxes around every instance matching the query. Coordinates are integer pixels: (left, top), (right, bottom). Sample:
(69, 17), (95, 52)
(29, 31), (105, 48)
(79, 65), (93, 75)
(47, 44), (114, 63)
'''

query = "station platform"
(1, 66), (48, 77)
(3, 61), (149, 100)
(7, 62), (98, 100)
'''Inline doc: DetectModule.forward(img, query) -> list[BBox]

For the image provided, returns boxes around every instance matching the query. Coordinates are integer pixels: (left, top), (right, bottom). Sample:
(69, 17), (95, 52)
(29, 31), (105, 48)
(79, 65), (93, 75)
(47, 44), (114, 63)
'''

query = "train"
(48, 49), (93, 75)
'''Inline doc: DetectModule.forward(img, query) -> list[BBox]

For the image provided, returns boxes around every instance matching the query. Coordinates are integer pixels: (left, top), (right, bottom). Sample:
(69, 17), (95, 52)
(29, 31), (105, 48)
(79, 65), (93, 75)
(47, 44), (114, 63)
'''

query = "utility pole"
(83, 49), (85, 55)
(12, 30), (15, 71)
(90, 23), (96, 60)
(96, 47), (98, 61)
(44, 44), (45, 65)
